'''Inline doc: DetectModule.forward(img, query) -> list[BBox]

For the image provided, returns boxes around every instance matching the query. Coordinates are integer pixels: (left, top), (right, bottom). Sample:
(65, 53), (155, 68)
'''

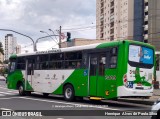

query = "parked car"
(151, 98), (160, 119)
(0, 75), (6, 82)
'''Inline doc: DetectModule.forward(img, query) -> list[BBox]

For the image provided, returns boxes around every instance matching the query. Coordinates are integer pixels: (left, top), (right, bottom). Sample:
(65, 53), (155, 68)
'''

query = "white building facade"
(96, 0), (144, 42)
(4, 34), (18, 60)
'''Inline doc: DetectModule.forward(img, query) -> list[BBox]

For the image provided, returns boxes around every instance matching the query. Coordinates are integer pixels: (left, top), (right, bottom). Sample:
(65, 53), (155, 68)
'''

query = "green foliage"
(3, 60), (9, 64)
(0, 42), (4, 55)
(0, 68), (8, 76)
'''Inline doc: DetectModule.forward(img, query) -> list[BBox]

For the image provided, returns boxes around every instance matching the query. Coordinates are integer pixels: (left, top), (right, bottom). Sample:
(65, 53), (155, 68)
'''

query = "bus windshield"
(9, 58), (16, 72)
(128, 45), (154, 68)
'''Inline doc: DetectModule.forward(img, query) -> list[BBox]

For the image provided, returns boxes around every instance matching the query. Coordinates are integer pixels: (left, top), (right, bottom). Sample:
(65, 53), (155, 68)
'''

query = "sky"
(0, 0), (96, 53)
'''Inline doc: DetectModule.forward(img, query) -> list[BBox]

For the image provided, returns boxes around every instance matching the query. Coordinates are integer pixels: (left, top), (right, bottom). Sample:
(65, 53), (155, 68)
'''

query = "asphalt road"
(0, 80), (153, 119)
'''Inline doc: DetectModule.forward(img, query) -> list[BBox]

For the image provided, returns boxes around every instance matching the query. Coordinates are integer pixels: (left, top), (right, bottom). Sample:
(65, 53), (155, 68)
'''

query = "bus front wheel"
(18, 84), (25, 96)
(64, 84), (75, 101)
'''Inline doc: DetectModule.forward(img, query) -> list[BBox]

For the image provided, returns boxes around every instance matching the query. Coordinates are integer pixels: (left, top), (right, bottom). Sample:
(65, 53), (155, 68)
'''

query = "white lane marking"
(0, 94), (5, 96)
(7, 90), (18, 93)
(0, 86), (18, 93)
(0, 86), (8, 89)
(57, 118), (64, 119)
(0, 108), (12, 110)
(0, 97), (20, 99)
(0, 91), (16, 95)
(32, 92), (42, 95)
(18, 97), (119, 110)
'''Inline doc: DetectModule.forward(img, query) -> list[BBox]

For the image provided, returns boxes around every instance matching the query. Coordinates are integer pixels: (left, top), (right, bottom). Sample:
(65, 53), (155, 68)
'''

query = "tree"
(0, 42), (4, 55)
(3, 60), (9, 64)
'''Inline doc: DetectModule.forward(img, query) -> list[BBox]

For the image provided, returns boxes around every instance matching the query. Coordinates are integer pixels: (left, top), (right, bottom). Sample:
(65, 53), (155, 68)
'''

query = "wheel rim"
(19, 85), (23, 95)
(65, 88), (72, 99)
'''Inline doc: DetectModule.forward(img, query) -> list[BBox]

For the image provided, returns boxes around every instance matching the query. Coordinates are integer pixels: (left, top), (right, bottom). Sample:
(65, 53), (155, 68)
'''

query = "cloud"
(0, 0), (96, 52)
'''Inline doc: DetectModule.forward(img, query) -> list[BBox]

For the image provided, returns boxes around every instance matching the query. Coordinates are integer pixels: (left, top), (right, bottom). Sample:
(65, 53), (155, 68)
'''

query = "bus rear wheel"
(18, 84), (25, 96)
(64, 84), (75, 101)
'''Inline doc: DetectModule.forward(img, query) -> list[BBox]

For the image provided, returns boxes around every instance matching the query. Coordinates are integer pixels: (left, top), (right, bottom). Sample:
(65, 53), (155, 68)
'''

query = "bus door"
(25, 58), (34, 91)
(89, 53), (106, 97)
(104, 47), (118, 99)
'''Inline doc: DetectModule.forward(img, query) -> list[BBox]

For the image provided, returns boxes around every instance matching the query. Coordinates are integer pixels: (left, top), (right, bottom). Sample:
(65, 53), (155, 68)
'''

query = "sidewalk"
(150, 89), (160, 101)
(153, 89), (160, 96)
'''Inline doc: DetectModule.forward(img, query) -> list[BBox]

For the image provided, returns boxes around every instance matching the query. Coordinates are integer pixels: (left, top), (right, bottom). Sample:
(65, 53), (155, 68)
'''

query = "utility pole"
(59, 26), (62, 48)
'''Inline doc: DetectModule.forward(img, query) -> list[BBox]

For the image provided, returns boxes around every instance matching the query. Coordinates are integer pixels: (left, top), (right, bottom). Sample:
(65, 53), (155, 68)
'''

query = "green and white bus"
(7, 40), (155, 101)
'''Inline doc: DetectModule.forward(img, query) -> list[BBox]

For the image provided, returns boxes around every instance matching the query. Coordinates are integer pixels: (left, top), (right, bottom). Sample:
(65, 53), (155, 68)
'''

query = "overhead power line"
(61, 14), (160, 32)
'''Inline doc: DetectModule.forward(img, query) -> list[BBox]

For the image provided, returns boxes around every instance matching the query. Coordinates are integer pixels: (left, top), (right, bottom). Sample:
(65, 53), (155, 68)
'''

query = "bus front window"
(9, 59), (16, 72)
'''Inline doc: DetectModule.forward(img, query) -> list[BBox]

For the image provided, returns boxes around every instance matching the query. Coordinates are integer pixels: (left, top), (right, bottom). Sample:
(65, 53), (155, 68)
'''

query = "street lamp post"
(40, 30), (58, 44)
(48, 29), (59, 43)
(34, 35), (59, 51)
(58, 26), (62, 48)
(0, 29), (35, 51)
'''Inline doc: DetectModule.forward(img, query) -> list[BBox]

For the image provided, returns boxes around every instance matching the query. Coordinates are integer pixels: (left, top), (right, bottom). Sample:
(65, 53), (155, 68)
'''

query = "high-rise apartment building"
(96, 0), (144, 42)
(146, 0), (160, 50)
(4, 34), (18, 60)
(0, 52), (4, 63)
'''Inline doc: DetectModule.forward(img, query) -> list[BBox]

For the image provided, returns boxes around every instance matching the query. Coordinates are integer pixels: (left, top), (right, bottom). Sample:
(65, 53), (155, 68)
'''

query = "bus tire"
(64, 84), (75, 101)
(18, 84), (25, 96)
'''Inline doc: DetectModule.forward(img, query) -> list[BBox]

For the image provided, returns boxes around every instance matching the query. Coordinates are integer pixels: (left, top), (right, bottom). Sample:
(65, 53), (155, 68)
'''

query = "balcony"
(101, 0), (104, 3)
(110, 13), (114, 17)
(110, 5), (114, 10)
(144, 24), (148, 30)
(100, 33), (104, 39)
(110, 17), (114, 22)
(110, 22), (114, 28)
(110, 28), (114, 35)
(145, 0), (148, 3)
(144, 15), (148, 21)
(100, 27), (104, 33)
(110, 8), (114, 14)
(110, 1), (114, 9)
(110, 14), (114, 22)
(100, 15), (104, 21)
(110, 35), (114, 41)
(110, 0), (114, 2)
(101, 8), (104, 14)
(144, 34), (148, 39)
(101, 2), (104, 8)
(145, 6), (148, 12)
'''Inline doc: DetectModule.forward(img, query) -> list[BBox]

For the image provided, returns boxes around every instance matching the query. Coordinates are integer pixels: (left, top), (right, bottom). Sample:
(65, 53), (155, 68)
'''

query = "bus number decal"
(105, 75), (116, 80)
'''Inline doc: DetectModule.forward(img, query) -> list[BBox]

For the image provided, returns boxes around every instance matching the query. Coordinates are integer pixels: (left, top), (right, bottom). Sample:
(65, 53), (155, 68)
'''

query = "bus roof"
(10, 40), (154, 58)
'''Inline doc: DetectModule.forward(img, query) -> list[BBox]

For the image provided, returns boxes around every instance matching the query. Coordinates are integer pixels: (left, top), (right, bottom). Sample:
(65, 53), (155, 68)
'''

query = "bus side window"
(10, 62), (16, 72)
(36, 55), (49, 70)
(90, 56), (97, 76)
(110, 56), (117, 68)
(27, 57), (35, 75)
(49, 53), (64, 69)
(109, 47), (118, 68)
(17, 57), (25, 70)
(99, 53), (106, 76)
(82, 53), (87, 68)
(64, 51), (82, 69)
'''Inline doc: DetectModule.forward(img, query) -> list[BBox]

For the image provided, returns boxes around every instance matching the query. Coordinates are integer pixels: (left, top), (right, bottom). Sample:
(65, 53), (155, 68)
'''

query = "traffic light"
(67, 32), (71, 42)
